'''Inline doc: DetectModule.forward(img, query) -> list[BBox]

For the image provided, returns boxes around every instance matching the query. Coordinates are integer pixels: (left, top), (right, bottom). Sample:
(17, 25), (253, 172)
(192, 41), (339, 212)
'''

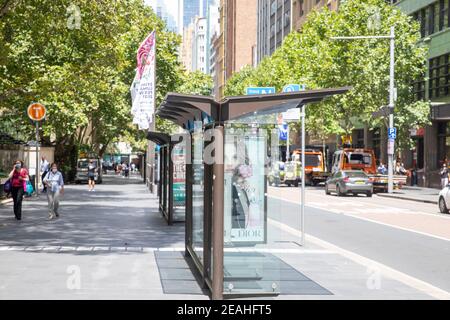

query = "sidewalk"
(377, 186), (440, 204)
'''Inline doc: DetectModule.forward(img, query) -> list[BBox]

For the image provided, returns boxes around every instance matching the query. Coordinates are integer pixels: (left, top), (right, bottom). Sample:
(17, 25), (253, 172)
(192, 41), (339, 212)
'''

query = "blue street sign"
(246, 87), (276, 95)
(282, 84), (306, 92)
(388, 128), (397, 140)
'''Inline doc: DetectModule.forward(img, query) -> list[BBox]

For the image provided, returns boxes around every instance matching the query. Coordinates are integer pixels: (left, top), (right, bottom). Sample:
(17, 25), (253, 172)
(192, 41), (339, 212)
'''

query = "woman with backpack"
(7, 160), (30, 221)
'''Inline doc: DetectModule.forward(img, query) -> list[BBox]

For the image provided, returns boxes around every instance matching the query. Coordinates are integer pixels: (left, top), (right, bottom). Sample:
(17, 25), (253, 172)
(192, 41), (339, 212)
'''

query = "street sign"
(282, 84), (306, 93)
(27, 103), (46, 121)
(282, 84), (306, 121)
(246, 87), (276, 95)
(388, 128), (397, 140)
(388, 138), (395, 155)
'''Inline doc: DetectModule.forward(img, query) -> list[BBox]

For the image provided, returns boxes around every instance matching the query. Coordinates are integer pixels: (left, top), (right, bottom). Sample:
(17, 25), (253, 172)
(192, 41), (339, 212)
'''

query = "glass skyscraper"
(183, 0), (208, 27)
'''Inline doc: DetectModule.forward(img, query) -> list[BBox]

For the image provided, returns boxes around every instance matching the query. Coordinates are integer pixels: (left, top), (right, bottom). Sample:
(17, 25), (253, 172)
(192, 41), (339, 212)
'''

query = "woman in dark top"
(8, 160), (30, 220)
(87, 160), (97, 192)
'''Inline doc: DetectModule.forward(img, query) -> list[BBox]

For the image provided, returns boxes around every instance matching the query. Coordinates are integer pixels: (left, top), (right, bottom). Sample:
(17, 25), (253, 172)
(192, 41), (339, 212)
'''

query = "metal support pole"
(287, 124), (290, 161)
(300, 105), (306, 246)
(388, 26), (395, 194)
(212, 126), (224, 300)
(35, 121), (39, 197)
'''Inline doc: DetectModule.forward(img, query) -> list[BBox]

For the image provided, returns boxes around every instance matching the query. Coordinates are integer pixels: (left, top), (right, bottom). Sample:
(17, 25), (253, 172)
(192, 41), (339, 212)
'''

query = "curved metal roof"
(146, 132), (170, 146)
(156, 87), (351, 129)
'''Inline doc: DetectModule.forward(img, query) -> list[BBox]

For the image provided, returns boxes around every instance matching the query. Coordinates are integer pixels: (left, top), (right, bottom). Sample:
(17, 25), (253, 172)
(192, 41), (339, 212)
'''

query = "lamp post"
(331, 26), (396, 194)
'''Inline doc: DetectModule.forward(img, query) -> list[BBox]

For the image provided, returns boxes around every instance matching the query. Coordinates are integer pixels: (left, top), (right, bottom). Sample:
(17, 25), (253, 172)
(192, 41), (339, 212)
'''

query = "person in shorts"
(87, 160), (97, 192)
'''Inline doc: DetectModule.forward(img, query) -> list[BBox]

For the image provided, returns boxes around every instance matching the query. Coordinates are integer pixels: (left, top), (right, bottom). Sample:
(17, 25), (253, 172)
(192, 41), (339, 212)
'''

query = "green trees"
(225, 0), (428, 150)
(0, 0), (185, 177)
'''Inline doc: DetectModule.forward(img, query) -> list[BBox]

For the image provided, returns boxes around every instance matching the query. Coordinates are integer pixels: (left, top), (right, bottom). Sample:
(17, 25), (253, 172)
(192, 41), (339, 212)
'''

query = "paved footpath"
(0, 174), (205, 300)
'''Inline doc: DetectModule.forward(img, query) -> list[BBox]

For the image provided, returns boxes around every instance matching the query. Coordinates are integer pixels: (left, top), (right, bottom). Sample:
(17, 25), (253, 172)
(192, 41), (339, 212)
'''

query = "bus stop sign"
(27, 103), (46, 121)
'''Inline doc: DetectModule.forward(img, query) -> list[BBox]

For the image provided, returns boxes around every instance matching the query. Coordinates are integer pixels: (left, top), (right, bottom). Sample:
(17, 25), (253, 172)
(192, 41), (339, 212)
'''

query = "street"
(268, 186), (450, 293)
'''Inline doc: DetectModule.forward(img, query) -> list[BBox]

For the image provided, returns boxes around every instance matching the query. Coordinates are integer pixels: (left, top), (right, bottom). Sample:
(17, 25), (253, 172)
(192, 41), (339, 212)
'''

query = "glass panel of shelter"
(222, 111), (294, 296)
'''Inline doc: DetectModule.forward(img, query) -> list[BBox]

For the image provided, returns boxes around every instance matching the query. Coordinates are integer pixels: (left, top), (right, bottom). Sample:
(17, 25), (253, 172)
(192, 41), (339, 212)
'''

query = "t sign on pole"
(27, 103), (47, 197)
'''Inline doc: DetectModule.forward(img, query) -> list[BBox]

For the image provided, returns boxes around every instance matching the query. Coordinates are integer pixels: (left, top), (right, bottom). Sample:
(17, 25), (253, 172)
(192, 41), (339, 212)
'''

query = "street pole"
(35, 121), (39, 197)
(300, 105), (306, 246)
(287, 124), (290, 161)
(330, 27), (396, 194)
(388, 26), (395, 194)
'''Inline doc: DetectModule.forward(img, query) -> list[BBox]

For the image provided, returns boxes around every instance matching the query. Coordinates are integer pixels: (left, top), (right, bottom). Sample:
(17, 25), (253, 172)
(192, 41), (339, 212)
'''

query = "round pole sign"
(27, 103), (46, 121)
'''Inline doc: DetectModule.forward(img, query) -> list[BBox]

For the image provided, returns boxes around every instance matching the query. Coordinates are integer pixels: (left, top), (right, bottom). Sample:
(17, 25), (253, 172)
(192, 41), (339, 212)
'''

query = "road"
(267, 186), (450, 293)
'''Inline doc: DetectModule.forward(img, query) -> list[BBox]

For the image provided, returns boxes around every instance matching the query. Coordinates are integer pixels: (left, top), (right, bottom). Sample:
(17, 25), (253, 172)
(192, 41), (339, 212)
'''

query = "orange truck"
(330, 148), (407, 192)
(291, 149), (330, 186)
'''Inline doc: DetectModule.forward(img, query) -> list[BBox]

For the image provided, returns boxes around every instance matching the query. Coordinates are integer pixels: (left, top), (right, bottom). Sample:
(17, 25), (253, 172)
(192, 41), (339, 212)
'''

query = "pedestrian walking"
(40, 156), (50, 193)
(440, 163), (449, 189)
(8, 160), (30, 221)
(87, 160), (97, 192)
(123, 163), (129, 178)
(43, 163), (64, 220)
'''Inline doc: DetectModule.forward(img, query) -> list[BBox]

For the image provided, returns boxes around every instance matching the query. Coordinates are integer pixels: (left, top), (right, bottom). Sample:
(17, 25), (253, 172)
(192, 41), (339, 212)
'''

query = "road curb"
(377, 193), (438, 205)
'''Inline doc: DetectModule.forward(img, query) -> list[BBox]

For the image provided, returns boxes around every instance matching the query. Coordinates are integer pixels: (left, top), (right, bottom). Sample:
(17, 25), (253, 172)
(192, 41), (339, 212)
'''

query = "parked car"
(438, 185), (450, 214)
(75, 157), (103, 184)
(325, 170), (373, 197)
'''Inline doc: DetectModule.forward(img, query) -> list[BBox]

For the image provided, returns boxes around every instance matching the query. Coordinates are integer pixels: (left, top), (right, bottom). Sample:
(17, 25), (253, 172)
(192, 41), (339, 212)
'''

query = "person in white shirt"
(43, 163), (64, 220)
(40, 156), (50, 193)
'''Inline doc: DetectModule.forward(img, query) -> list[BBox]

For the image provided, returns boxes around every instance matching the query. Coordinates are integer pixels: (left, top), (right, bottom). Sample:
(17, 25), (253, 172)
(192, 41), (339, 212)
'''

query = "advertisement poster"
(172, 145), (186, 207)
(224, 129), (267, 245)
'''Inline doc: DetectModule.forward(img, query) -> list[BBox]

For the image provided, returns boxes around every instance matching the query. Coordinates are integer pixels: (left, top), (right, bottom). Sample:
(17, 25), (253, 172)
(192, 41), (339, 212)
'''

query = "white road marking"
(343, 213), (450, 242)
(268, 195), (450, 241)
(269, 218), (450, 300)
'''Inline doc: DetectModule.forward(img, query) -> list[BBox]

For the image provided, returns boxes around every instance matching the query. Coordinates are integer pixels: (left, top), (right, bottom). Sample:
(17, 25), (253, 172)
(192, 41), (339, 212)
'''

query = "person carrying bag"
(8, 160), (30, 221)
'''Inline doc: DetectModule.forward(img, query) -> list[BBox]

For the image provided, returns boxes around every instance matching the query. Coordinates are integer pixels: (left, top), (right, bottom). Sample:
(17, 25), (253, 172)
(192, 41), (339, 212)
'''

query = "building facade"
(183, 0), (208, 28)
(395, 0), (450, 188)
(192, 17), (208, 73)
(225, 0), (258, 80)
(257, 0), (292, 64)
(147, 0), (183, 34)
(181, 22), (195, 71)
(291, 0), (339, 31)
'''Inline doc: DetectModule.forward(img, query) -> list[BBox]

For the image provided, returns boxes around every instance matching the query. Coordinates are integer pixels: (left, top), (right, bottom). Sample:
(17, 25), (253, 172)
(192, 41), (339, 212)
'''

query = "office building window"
(412, 77), (426, 101)
(429, 53), (450, 99)
(412, 0), (450, 37)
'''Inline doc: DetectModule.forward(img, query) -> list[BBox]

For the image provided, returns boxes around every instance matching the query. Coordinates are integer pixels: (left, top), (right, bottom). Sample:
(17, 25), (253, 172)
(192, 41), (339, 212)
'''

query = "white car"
(438, 186), (450, 214)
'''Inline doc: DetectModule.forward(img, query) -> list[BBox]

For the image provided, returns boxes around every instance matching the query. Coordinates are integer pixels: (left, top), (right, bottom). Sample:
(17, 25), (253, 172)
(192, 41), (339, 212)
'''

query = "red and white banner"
(131, 31), (156, 130)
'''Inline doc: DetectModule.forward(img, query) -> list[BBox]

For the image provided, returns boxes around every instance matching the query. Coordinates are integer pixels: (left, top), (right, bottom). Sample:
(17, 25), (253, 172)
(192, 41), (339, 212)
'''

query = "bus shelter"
(156, 88), (350, 299)
(147, 132), (186, 225)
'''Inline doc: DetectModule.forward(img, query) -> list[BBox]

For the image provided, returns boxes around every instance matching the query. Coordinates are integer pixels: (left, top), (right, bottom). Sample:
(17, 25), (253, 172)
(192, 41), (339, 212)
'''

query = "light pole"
(331, 26), (396, 194)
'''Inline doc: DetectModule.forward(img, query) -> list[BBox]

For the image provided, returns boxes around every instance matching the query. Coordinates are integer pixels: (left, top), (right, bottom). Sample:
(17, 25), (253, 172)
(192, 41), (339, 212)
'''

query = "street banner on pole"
(131, 31), (156, 130)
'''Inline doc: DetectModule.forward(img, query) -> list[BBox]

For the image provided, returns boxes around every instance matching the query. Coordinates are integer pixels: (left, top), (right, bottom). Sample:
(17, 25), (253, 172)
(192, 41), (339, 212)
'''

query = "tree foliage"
(225, 0), (429, 150)
(0, 0), (181, 168)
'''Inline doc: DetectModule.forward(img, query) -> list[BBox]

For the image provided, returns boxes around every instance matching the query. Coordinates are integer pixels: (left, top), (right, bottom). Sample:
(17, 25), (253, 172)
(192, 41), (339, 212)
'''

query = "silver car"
(325, 170), (373, 197)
